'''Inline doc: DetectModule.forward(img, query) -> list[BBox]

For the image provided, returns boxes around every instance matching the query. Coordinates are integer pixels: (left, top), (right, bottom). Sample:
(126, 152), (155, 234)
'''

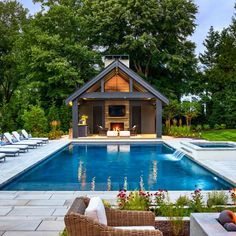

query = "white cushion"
(119, 131), (130, 137)
(114, 226), (155, 230)
(85, 197), (107, 225)
(107, 131), (118, 137)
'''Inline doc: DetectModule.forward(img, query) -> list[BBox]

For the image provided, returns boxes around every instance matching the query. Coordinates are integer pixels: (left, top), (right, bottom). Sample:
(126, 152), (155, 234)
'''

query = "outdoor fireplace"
(110, 123), (124, 131)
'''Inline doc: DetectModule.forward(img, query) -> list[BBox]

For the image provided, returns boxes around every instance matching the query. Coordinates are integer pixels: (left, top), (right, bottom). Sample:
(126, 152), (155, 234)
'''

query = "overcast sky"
(18, 0), (235, 55)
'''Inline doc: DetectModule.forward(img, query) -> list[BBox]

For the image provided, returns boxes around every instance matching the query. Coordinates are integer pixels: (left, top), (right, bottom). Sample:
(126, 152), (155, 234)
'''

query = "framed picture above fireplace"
(108, 105), (126, 117)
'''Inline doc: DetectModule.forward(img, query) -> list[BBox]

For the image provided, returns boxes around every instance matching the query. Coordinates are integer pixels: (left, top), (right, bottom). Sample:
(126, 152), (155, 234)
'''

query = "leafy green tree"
(0, 0), (28, 103)
(18, 0), (99, 108)
(181, 101), (201, 126)
(79, 0), (198, 99)
(22, 105), (48, 136)
(163, 100), (181, 127)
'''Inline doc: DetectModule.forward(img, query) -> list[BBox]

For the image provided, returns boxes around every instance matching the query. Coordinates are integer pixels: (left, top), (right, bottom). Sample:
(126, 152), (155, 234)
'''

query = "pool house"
(66, 55), (169, 138)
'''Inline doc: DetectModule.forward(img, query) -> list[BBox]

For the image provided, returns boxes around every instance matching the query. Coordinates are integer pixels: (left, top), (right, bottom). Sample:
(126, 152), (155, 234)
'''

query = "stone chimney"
(103, 55), (130, 68)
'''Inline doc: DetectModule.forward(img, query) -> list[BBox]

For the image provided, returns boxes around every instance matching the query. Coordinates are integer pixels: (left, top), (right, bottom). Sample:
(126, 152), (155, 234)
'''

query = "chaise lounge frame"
(64, 197), (163, 236)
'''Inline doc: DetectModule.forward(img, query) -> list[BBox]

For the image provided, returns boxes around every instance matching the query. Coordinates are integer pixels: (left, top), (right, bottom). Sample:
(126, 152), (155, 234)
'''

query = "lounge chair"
(107, 130), (118, 137)
(119, 131), (130, 137)
(12, 131), (43, 146)
(129, 125), (137, 136)
(1, 142), (28, 153)
(21, 129), (49, 144)
(64, 197), (163, 236)
(0, 153), (6, 162)
(0, 147), (19, 156)
(97, 125), (108, 136)
(4, 132), (38, 149)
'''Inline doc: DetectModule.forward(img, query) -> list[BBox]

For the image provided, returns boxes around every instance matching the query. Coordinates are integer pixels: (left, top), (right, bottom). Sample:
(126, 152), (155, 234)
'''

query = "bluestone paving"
(0, 200), (29, 206)
(52, 208), (68, 216)
(15, 194), (52, 200)
(0, 232), (4, 236)
(27, 199), (66, 206)
(37, 220), (65, 231)
(8, 207), (55, 216)
(0, 208), (12, 216)
(0, 220), (41, 230)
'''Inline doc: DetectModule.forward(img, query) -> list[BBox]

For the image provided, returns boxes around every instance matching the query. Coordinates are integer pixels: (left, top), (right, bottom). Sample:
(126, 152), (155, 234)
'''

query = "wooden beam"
(156, 99), (162, 138)
(72, 99), (78, 138)
(80, 92), (154, 99)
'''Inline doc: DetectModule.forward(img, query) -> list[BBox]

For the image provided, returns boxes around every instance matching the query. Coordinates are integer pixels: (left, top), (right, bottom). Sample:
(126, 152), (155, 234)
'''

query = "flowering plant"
(229, 188), (236, 205)
(190, 189), (204, 212)
(117, 190), (151, 211)
(154, 189), (168, 205)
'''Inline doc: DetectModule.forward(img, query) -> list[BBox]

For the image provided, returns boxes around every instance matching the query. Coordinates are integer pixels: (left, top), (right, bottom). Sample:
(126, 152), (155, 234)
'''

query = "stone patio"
(0, 138), (236, 235)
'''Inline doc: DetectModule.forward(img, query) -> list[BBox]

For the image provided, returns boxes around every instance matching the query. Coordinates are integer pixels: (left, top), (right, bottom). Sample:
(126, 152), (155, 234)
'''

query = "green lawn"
(201, 129), (236, 142)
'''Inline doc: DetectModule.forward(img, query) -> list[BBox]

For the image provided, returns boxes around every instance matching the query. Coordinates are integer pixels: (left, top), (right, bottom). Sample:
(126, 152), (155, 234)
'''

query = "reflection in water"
(124, 177), (128, 190)
(107, 176), (111, 191)
(140, 175), (144, 190)
(107, 145), (130, 153)
(119, 145), (130, 152)
(107, 145), (118, 153)
(69, 143), (73, 153)
(148, 160), (158, 187)
(91, 177), (96, 191)
(78, 161), (83, 181)
(78, 160), (87, 189)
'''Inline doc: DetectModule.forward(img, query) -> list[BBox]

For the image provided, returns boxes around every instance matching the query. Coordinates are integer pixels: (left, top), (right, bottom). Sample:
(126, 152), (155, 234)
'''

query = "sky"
(18, 0), (235, 55)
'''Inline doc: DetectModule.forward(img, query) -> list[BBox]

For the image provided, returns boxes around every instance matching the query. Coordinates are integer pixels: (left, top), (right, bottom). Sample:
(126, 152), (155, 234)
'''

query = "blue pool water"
(0, 143), (233, 191)
(191, 142), (236, 148)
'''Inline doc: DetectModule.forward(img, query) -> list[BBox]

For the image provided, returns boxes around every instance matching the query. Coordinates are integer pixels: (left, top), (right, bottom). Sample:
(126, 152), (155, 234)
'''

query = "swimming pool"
(190, 142), (236, 149)
(0, 143), (233, 191)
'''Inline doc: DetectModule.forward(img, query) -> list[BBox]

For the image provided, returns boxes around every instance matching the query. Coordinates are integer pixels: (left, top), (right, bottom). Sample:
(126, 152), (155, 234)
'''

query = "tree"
(181, 101), (201, 126)
(18, 0), (100, 108)
(22, 105), (48, 136)
(0, 0), (28, 103)
(163, 100), (181, 128)
(79, 0), (198, 99)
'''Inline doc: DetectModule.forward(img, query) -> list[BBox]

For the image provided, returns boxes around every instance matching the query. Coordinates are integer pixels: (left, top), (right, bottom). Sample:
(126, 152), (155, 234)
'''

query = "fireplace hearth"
(110, 123), (124, 131)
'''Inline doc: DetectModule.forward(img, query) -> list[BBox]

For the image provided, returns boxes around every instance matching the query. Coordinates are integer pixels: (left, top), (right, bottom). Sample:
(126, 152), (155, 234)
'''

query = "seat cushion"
(85, 197), (107, 225)
(114, 226), (155, 230)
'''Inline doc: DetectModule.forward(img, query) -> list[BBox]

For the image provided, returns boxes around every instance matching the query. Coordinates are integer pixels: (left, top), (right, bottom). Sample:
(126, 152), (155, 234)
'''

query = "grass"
(201, 129), (236, 142)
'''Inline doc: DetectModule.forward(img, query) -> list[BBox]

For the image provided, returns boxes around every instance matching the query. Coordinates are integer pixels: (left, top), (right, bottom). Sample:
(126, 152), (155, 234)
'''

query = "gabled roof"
(65, 60), (169, 105)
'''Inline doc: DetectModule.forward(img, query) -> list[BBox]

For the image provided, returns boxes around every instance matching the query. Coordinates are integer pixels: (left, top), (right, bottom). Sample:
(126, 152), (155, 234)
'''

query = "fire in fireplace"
(110, 123), (124, 131)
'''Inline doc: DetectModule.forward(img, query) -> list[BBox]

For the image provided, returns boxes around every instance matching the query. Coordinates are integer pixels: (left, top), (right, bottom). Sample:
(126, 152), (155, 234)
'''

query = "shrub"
(176, 195), (190, 207)
(22, 105), (48, 136)
(203, 124), (210, 130)
(195, 125), (202, 132)
(48, 130), (63, 140)
(214, 124), (221, 130)
(220, 124), (226, 129)
(117, 190), (150, 211)
(207, 191), (228, 207)
(230, 188), (236, 205)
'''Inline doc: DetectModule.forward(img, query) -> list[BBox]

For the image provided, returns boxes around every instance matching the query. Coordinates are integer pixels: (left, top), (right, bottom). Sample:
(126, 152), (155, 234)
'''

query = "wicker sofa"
(64, 197), (163, 236)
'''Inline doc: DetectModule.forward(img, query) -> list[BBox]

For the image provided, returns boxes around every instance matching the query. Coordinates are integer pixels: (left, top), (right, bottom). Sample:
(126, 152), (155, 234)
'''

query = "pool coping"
(0, 138), (235, 190)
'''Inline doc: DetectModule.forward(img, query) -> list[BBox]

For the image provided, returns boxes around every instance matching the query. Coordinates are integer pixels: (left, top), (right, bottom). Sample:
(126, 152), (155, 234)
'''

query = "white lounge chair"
(12, 131), (43, 146)
(0, 153), (6, 162)
(21, 129), (49, 144)
(4, 132), (38, 149)
(119, 131), (130, 137)
(1, 143), (28, 152)
(0, 147), (19, 156)
(107, 131), (118, 137)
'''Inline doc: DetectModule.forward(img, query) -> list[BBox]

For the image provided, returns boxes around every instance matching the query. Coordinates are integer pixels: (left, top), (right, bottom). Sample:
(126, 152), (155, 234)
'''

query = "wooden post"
(101, 78), (104, 92)
(72, 99), (79, 138)
(129, 78), (133, 92)
(156, 99), (162, 138)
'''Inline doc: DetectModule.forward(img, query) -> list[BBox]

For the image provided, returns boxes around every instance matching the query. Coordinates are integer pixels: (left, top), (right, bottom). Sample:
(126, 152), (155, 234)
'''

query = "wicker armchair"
(64, 197), (163, 236)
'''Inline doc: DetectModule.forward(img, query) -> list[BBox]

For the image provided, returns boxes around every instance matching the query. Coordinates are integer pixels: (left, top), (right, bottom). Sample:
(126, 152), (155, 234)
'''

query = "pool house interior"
(66, 55), (169, 138)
